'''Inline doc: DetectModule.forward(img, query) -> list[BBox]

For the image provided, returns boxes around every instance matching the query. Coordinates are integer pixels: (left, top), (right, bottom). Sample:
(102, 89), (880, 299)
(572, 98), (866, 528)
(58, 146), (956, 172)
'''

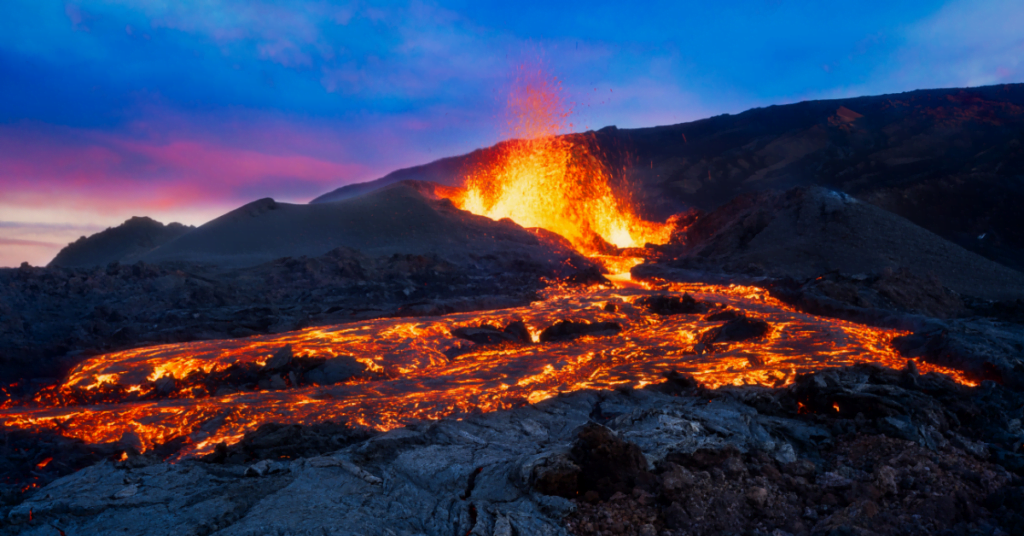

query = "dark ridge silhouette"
(139, 182), (584, 270)
(48, 216), (193, 268)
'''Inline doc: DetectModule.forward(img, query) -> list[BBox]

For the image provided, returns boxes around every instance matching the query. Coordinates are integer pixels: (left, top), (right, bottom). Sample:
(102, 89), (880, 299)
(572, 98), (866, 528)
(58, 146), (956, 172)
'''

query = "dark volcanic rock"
(699, 315), (771, 344)
(305, 356), (367, 386)
(6, 365), (1024, 535)
(48, 216), (194, 268)
(539, 320), (623, 342)
(663, 186), (1024, 301)
(0, 429), (122, 510)
(202, 422), (377, 464)
(262, 345), (293, 370)
(502, 320), (532, 343)
(140, 182), (589, 272)
(451, 320), (535, 345)
(893, 318), (1024, 389)
(636, 293), (708, 315)
(451, 325), (518, 345)
(562, 266), (613, 286)
(704, 308), (741, 321)
(571, 423), (651, 500)
(768, 269), (967, 321)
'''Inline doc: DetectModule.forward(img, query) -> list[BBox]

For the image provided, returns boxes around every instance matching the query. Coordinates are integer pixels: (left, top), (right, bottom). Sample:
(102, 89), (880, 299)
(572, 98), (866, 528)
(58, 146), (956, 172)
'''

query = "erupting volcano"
(4, 64), (1024, 536)
(453, 62), (673, 255)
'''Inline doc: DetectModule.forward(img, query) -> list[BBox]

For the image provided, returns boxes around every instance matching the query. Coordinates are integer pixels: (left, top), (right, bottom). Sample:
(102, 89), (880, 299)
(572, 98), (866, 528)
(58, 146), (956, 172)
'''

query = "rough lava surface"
(3, 365), (1023, 535)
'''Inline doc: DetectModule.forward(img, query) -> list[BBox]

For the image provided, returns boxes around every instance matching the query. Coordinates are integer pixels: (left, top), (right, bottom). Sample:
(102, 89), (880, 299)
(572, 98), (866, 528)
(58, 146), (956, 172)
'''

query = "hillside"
(314, 84), (1024, 271)
(48, 216), (193, 268)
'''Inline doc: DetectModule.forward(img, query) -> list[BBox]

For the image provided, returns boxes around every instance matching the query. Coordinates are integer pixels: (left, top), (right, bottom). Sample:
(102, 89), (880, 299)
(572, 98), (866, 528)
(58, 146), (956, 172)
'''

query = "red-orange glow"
(451, 62), (672, 255)
(35, 457), (52, 469)
(0, 281), (972, 459)
(833, 402), (841, 413)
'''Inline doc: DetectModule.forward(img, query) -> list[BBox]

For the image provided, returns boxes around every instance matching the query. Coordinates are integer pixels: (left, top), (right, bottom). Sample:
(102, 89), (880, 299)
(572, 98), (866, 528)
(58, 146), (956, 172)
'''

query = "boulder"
(699, 316), (770, 345)
(305, 356), (367, 386)
(637, 294), (708, 315)
(539, 320), (622, 343)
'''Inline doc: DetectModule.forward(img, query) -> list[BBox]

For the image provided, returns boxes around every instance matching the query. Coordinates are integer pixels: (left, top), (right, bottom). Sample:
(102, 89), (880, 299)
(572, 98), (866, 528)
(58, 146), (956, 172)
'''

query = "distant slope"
(667, 187), (1024, 301)
(311, 151), (489, 204)
(141, 181), (584, 270)
(312, 84), (1024, 272)
(48, 217), (193, 268)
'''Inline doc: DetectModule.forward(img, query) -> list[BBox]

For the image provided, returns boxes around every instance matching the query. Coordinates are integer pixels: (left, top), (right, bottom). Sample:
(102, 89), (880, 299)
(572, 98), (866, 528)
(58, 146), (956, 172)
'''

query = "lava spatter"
(453, 61), (673, 255)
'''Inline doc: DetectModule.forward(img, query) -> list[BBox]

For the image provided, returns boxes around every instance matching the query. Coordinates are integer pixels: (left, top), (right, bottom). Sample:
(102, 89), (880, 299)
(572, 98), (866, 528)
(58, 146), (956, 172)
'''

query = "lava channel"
(0, 281), (970, 459)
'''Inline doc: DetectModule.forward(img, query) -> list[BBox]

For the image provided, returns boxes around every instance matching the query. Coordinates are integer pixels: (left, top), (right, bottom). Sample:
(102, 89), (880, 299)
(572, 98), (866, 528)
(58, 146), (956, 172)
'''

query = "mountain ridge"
(313, 82), (1024, 271)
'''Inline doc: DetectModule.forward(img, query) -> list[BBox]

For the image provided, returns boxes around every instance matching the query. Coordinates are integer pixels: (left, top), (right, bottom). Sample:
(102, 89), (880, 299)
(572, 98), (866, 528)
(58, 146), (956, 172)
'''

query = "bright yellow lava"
(454, 62), (672, 255)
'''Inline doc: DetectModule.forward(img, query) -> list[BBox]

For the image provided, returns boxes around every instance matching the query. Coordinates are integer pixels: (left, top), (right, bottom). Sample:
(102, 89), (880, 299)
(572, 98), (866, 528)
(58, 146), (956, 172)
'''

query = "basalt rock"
(202, 422), (377, 465)
(703, 308), (741, 321)
(452, 320), (534, 346)
(502, 320), (532, 343)
(262, 345), (293, 370)
(5, 365), (1024, 535)
(304, 356), (367, 386)
(893, 318), (1024, 389)
(571, 424), (651, 500)
(539, 320), (623, 342)
(451, 325), (519, 345)
(636, 293), (708, 315)
(698, 315), (771, 345)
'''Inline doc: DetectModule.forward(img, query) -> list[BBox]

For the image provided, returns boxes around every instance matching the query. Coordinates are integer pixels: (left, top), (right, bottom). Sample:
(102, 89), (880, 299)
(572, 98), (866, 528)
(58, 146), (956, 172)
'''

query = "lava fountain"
(454, 62), (672, 255)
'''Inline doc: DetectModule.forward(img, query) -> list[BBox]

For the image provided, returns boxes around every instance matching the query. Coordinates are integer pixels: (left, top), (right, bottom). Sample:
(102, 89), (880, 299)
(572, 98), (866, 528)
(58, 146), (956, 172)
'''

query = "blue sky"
(1, 0), (1022, 266)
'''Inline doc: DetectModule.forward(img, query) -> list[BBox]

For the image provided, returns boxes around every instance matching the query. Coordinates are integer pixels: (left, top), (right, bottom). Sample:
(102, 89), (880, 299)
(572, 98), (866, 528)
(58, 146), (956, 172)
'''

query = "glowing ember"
(0, 281), (971, 459)
(453, 62), (672, 255)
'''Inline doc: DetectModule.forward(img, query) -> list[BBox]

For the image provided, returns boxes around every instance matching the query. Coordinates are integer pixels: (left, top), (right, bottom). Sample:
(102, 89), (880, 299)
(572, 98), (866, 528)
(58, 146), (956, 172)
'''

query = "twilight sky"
(1, 0), (1023, 267)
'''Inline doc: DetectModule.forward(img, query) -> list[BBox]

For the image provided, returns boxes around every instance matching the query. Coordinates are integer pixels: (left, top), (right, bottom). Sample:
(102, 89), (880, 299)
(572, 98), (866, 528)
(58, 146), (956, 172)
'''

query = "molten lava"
(454, 62), (672, 255)
(0, 281), (970, 459)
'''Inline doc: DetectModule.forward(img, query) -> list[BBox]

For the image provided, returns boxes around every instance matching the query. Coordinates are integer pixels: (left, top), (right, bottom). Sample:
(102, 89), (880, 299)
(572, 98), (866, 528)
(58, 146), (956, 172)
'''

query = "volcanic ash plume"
(455, 62), (672, 255)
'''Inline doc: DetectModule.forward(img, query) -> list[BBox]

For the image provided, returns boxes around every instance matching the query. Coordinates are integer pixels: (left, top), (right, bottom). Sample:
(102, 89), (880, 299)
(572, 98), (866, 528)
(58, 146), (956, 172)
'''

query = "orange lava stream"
(453, 62), (672, 254)
(0, 282), (970, 459)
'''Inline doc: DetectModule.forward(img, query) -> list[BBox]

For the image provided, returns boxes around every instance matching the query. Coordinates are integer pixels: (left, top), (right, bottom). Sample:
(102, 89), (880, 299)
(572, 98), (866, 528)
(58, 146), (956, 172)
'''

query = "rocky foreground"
(2, 364), (1022, 536)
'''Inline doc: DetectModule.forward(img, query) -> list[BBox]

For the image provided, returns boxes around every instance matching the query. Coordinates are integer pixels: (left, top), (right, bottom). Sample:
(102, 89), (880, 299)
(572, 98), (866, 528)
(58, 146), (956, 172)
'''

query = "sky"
(1, 0), (1023, 267)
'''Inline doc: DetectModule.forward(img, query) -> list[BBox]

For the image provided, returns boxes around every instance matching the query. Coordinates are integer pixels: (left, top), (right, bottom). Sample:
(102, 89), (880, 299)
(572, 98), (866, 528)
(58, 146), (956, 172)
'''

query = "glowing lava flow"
(0, 282), (970, 458)
(453, 62), (672, 255)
